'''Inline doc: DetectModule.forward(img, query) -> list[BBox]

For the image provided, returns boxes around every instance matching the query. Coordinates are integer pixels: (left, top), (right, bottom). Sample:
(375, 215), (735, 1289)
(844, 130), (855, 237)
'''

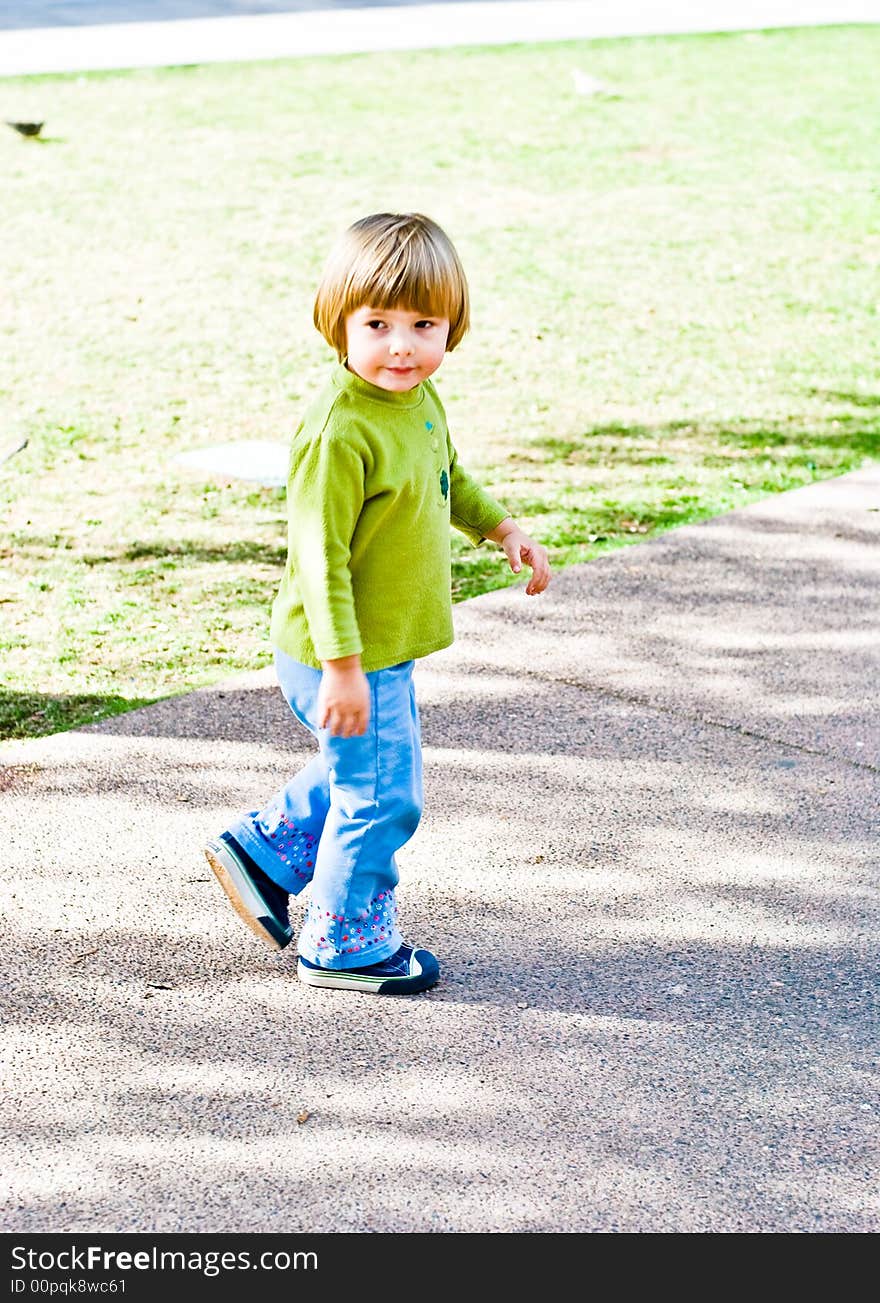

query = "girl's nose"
(389, 331), (414, 356)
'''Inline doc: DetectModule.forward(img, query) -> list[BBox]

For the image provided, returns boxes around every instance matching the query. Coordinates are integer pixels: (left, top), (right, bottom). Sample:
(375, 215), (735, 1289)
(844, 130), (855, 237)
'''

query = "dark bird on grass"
(6, 121), (44, 137)
(1, 436), (28, 466)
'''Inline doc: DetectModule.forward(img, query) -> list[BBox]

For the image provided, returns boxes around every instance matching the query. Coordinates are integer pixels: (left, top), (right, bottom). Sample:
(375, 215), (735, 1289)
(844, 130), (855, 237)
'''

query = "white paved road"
(2, 1), (877, 76)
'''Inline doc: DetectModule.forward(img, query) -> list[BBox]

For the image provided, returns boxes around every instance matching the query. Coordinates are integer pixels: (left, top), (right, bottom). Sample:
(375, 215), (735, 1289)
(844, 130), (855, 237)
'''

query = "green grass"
(1, 26), (878, 739)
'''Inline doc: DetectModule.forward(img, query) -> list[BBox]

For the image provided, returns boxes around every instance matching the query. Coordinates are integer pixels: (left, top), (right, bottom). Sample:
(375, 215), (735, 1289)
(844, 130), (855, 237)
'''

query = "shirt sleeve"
(447, 433), (509, 547)
(287, 427), (365, 661)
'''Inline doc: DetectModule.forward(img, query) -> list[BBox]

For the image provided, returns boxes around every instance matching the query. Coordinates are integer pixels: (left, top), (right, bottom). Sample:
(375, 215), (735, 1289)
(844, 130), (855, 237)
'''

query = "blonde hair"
(313, 212), (470, 360)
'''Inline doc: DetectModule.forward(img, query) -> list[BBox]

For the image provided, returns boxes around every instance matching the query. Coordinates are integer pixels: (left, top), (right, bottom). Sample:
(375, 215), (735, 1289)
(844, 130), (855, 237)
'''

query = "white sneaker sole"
(205, 841), (291, 951)
(297, 953), (437, 994)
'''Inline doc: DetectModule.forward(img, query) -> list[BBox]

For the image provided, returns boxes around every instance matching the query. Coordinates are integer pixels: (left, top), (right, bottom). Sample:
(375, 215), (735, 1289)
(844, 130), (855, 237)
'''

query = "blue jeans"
(228, 650), (422, 969)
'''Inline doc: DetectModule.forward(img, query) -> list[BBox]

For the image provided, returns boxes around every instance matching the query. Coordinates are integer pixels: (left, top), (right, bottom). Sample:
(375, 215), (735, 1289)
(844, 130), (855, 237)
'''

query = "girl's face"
(344, 305), (450, 392)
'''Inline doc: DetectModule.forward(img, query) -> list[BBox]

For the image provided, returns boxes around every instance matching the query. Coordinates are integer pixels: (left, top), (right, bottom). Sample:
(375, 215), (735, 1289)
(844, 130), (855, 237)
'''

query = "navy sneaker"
(204, 831), (293, 951)
(297, 943), (440, 994)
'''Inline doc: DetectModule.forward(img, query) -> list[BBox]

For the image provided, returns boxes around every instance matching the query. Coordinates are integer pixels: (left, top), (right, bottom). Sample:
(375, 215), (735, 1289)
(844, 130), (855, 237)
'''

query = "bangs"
(342, 226), (464, 322)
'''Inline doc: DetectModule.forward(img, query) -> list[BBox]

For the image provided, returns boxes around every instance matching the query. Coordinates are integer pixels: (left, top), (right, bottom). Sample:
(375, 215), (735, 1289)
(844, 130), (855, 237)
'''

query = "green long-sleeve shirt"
(270, 363), (508, 672)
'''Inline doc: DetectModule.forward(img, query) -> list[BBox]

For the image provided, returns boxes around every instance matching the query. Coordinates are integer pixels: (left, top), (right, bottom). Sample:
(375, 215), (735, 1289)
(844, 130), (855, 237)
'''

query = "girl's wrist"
(321, 654), (363, 674)
(486, 516), (517, 543)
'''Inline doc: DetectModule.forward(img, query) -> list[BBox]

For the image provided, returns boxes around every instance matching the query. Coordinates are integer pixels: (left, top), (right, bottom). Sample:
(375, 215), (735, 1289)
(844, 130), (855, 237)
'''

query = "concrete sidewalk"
(2, 465), (878, 1233)
(2, 1), (878, 76)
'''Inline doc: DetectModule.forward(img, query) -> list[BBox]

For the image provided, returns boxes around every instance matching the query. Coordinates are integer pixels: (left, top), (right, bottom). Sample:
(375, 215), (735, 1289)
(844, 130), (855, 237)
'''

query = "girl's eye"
(367, 320), (386, 329)
(415, 321), (434, 329)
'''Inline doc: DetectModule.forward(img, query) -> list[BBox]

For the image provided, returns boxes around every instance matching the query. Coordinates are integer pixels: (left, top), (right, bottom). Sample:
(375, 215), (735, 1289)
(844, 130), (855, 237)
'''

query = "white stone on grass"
(173, 441), (287, 488)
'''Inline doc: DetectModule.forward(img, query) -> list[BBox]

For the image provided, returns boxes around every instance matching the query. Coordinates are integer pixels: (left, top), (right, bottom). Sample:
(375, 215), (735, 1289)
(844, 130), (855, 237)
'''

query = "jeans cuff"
(228, 817), (314, 896)
(297, 890), (400, 966)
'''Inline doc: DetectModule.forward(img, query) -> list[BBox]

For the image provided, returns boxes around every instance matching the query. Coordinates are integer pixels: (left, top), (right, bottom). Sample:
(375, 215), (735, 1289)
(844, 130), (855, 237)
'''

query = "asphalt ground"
(7, 0), (510, 29)
(2, 465), (878, 1233)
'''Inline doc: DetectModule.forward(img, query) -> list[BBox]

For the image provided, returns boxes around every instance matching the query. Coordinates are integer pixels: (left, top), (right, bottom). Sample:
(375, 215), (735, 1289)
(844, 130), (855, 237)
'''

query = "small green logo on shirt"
(440, 469), (449, 501)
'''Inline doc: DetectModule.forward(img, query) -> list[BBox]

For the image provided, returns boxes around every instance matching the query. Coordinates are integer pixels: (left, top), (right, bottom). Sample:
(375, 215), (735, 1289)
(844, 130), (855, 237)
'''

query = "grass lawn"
(1, 25), (878, 740)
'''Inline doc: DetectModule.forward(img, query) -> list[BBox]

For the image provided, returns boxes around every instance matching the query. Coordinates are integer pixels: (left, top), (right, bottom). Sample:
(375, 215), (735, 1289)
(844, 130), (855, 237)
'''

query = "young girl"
(205, 212), (550, 994)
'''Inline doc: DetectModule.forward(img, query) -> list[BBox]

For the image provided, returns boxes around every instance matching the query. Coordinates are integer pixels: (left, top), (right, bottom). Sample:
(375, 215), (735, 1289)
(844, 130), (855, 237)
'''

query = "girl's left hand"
(500, 528), (551, 595)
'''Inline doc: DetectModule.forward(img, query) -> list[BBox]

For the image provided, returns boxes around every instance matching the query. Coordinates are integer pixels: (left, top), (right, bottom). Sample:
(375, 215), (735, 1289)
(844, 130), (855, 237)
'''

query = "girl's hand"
(488, 519), (552, 595)
(318, 657), (371, 737)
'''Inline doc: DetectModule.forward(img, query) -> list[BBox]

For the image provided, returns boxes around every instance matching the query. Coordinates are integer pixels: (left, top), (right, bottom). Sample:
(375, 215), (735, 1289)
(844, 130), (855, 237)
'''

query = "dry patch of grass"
(1, 27), (878, 737)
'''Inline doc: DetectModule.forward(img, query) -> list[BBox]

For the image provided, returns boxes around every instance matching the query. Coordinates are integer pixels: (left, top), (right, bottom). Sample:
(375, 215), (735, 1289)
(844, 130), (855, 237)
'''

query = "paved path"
(9, 0), (496, 28)
(2, 2), (878, 76)
(2, 466), (878, 1233)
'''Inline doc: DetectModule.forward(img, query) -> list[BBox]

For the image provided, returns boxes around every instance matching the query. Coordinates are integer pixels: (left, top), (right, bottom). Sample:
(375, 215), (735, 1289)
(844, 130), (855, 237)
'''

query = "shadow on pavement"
(3, 470), (878, 1231)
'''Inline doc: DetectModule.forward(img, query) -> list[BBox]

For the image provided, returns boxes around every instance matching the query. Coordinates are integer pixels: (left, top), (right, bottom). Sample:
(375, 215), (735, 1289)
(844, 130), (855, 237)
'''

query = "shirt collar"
(332, 361), (426, 409)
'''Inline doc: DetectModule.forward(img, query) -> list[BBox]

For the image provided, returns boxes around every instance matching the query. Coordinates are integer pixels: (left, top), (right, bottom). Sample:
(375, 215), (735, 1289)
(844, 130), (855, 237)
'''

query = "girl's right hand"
(318, 657), (371, 737)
